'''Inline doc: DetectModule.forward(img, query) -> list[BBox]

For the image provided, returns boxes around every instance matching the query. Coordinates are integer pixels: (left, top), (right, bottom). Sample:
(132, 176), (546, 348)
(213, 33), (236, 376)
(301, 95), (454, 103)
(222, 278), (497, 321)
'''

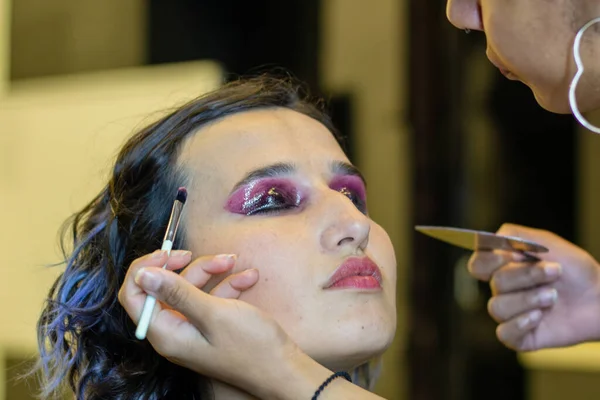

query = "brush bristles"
(176, 187), (187, 204)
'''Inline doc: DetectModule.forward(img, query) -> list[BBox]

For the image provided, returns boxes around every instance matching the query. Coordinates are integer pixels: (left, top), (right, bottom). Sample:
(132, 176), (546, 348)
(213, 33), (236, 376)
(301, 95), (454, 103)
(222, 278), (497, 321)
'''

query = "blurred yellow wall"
(10, 0), (146, 79)
(0, 0), (9, 93)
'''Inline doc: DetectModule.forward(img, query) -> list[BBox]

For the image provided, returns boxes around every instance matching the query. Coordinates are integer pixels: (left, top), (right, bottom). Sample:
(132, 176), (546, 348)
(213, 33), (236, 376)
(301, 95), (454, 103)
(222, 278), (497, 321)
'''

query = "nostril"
(337, 237), (355, 247)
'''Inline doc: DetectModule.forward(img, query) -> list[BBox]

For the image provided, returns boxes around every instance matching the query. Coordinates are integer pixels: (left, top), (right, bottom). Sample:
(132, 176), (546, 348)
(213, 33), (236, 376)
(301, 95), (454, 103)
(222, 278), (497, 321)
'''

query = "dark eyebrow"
(330, 161), (367, 188)
(230, 162), (296, 193)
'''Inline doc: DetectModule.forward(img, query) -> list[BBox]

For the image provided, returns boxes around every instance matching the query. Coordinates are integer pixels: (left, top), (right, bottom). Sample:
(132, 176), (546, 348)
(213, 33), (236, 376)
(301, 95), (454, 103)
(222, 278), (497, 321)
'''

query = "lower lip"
(498, 68), (519, 81)
(329, 276), (381, 290)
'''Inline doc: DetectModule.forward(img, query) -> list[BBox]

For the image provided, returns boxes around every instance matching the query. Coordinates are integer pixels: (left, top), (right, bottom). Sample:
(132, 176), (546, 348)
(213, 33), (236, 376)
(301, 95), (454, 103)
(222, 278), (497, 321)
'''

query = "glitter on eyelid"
(242, 187), (282, 213)
(225, 179), (303, 215)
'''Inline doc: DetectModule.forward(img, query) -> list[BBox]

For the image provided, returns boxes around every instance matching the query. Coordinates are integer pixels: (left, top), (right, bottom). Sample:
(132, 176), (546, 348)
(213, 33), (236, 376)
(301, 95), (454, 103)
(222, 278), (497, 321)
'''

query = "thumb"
(496, 223), (563, 262)
(136, 267), (219, 334)
(497, 223), (551, 244)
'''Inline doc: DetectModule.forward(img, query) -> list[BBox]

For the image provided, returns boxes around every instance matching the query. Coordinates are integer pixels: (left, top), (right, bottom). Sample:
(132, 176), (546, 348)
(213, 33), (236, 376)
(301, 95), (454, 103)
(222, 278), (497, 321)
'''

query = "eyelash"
(338, 187), (368, 214)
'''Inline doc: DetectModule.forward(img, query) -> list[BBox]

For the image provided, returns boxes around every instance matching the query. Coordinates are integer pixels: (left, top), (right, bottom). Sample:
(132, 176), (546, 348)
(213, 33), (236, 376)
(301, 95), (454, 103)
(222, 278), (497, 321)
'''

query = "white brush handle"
(135, 240), (173, 340)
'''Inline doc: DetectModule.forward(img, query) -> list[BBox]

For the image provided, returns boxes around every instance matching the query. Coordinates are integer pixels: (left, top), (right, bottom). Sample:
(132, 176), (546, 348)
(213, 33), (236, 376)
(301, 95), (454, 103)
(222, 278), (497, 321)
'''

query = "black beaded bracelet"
(311, 371), (352, 400)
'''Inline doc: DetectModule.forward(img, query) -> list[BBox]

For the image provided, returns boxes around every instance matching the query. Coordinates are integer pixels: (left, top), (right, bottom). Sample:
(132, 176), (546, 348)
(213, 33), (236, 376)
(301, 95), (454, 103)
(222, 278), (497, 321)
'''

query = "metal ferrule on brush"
(135, 187), (187, 340)
(162, 199), (184, 250)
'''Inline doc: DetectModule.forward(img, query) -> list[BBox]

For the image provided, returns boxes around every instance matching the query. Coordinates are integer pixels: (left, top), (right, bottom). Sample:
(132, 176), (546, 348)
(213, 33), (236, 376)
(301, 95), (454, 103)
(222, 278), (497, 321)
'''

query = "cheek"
(369, 224), (397, 291)
(195, 226), (315, 311)
(235, 231), (312, 310)
(483, 1), (538, 64)
(484, 4), (572, 82)
(485, 13), (524, 61)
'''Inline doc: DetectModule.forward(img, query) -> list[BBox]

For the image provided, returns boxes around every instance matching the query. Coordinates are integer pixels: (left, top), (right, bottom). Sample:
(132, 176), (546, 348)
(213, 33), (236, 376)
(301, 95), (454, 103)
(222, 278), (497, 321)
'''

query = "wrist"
(258, 349), (383, 400)
(260, 348), (333, 400)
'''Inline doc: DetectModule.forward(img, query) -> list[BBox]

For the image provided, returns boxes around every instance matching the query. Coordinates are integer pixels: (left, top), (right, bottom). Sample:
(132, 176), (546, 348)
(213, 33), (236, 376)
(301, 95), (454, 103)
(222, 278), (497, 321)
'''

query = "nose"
(446, 0), (483, 31)
(319, 192), (370, 254)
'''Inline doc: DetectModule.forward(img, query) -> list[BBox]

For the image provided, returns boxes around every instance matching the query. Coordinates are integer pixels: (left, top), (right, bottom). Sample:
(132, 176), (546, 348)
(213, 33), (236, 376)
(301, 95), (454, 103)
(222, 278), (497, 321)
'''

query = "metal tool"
(415, 225), (549, 260)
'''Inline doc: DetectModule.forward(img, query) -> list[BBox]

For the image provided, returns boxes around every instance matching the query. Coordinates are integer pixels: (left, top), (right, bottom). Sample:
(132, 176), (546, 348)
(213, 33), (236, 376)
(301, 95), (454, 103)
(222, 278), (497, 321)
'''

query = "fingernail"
(171, 250), (192, 258)
(152, 250), (167, 259)
(544, 263), (562, 278)
(517, 314), (530, 329)
(215, 254), (237, 262)
(518, 309), (542, 329)
(135, 268), (160, 291)
(492, 253), (508, 264)
(534, 288), (558, 306)
(529, 309), (542, 323)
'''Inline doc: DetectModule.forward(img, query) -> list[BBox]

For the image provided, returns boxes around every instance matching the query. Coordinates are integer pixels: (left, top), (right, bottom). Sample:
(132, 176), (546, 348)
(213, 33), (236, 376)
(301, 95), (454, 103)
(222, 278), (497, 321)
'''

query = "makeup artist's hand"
(118, 250), (323, 400)
(469, 223), (600, 351)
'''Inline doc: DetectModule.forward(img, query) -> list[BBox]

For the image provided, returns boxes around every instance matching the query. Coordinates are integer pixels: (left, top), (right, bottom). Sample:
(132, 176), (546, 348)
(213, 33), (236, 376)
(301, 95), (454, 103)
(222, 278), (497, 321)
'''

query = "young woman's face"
(447, 0), (600, 113)
(179, 108), (397, 370)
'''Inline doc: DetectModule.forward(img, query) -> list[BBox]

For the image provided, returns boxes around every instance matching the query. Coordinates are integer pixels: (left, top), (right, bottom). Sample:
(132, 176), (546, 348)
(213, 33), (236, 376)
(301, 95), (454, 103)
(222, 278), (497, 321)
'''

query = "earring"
(569, 17), (600, 134)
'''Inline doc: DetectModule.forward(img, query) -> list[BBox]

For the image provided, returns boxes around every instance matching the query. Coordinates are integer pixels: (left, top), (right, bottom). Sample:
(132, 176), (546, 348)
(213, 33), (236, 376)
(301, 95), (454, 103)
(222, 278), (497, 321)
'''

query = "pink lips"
(324, 257), (383, 290)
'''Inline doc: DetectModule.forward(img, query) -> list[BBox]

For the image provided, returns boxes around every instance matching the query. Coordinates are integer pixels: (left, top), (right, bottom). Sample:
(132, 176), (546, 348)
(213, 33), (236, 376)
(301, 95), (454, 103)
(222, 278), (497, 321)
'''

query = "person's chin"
(528, 82), (573, 114)
(314, 342), (392, 372)
(312, 324), (396, 370)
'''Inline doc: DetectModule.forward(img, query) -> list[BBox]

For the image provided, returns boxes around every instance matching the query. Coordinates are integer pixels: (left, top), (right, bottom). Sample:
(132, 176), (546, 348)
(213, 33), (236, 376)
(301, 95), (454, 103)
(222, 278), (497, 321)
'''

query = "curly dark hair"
(35, 75), (343, 399)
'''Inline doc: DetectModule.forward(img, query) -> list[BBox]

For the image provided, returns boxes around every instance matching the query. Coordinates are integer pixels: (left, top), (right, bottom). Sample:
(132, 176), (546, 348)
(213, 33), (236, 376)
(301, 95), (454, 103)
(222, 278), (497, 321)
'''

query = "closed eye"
(225, 179), (302, 216)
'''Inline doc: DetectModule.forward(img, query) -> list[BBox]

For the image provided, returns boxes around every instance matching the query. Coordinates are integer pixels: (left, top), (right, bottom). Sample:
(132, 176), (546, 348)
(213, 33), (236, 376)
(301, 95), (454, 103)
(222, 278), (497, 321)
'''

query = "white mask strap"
(569, 17), (600, 134)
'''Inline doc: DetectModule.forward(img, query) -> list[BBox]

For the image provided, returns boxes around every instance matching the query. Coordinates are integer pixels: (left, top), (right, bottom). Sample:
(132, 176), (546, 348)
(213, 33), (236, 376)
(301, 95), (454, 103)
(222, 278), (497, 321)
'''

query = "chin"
(529, 83), (573, 114)
(305, 318), (397, 371)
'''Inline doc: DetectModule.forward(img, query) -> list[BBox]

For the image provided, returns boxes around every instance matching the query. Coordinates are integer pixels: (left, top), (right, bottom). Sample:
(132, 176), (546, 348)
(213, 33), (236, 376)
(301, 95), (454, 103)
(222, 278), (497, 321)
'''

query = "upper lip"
(323, 257), (383, 288)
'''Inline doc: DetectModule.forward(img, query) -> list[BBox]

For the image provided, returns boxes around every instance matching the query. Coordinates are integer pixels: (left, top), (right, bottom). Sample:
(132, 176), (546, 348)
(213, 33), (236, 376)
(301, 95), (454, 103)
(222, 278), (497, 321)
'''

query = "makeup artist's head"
(37, 75), (397, 399)
(446, 0), (600, 113)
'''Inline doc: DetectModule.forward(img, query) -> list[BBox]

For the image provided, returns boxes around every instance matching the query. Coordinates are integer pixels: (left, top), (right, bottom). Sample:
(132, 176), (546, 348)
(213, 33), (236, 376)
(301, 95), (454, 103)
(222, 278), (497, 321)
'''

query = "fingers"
(132, 249), (193, 272)
(496, 223), (566, 252)
(496, 309), (544, 351)
(129, 266), (210, 355)
(468, 251), (513, 281)
(133, 266), (223, 335)
(468, 223), (558, 283)
(118, 250), (192, 323)
(179, 254), (259, 299)
(497, 223), (548, 241)
(487, 286), (557, 322)
(179, 254), (237, 288)
(120, 250), (261, 346)
(490, 262), (562, 294)
(210, 269), (259, 299)
(178, 254), (259, 299)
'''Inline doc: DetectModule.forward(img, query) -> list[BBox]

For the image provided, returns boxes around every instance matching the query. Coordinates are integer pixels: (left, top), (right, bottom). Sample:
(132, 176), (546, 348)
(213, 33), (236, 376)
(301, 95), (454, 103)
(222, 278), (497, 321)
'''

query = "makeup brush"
(135, 187), (187, 340)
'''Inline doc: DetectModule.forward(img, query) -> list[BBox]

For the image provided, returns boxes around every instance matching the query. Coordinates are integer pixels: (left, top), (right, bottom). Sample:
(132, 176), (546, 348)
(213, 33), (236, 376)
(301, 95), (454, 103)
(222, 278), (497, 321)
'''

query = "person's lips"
(323, 257), (382, 290)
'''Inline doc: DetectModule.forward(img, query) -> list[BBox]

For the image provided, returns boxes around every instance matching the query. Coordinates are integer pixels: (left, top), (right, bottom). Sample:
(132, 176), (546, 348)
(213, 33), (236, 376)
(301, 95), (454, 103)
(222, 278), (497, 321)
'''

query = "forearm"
(265, 351), (386, 400)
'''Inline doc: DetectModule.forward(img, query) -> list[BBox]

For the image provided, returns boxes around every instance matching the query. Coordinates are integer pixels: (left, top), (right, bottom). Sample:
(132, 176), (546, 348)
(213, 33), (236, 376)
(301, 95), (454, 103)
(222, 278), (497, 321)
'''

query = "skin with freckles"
(177, 108), (397, 375)
(446, 0), (600, 113)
